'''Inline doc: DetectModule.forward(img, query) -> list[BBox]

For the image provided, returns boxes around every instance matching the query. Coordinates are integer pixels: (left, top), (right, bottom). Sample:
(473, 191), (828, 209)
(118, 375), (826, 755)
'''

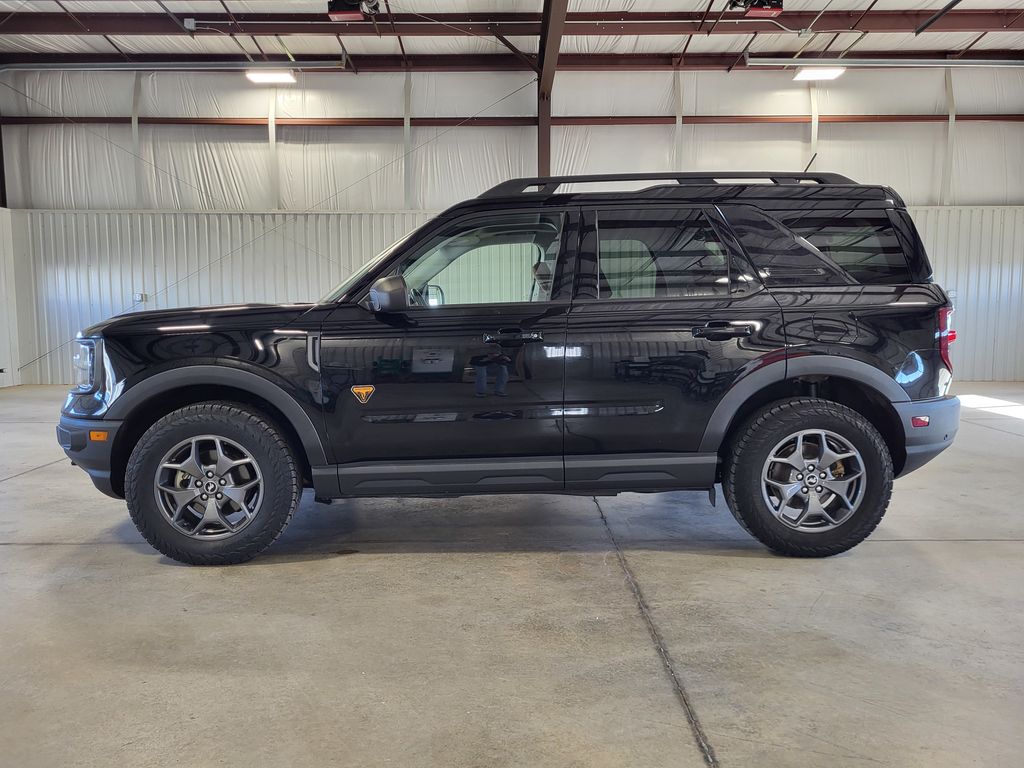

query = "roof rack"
(480, 171), (858, 198)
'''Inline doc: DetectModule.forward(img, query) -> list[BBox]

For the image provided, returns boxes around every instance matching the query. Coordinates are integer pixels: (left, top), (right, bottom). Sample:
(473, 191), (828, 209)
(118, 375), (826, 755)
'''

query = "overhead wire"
(0, 78), (338, 269)
(8, 1), (539, 374)
(9, 74), (539, 373)
(0, 0), (30, 30)
(387, 1), (540, 55)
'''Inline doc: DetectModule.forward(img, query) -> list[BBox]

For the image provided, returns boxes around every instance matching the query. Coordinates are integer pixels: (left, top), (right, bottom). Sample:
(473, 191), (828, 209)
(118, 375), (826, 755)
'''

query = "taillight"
(938, 306), (956, 372)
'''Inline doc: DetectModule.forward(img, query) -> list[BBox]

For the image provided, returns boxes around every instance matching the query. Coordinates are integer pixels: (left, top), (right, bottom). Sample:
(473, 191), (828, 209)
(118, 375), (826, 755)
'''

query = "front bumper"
(56, 414), (124, 498)
(894, 395), (960, 477)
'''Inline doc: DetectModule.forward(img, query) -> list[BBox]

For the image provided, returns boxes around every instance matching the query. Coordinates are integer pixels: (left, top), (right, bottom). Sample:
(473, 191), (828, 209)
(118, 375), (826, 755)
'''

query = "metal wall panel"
(909, 206), (1024, 382)
(0, 209), (18, 388)
(17, 210), (434, 384)
(15, 206), (1024, 384)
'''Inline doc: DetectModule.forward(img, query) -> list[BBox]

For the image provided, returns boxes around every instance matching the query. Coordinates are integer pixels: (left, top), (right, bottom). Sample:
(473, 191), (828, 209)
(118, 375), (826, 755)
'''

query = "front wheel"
(723, 398), (893, 557)
(125, 402), (301, 565)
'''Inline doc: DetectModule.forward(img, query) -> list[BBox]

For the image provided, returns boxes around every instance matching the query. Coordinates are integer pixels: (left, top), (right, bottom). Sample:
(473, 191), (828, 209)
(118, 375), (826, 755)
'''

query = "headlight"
(71, 337), (98, 392)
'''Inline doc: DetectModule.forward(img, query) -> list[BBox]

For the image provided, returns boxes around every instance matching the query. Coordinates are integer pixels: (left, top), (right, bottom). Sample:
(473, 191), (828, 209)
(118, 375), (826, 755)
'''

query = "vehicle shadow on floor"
(115, 489), (775, 566)
(108, 489), (771, 565)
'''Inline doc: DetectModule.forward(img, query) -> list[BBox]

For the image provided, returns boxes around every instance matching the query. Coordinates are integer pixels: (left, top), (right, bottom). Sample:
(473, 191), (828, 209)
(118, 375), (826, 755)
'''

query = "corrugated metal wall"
(0, 209), (18, 388)
(16, 210), (434, 383)
(14, 206), (1024, 384)
(909, 206), (1024, 382)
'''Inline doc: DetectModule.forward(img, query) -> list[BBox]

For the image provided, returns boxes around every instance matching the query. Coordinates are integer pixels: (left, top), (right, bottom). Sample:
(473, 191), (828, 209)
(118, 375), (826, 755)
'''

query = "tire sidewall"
(728, 400), (893, 554)
(126, 404), (298, 561)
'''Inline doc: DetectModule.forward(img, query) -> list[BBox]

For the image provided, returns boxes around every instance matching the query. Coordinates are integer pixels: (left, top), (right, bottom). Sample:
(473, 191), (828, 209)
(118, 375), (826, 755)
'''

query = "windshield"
(319, 232), (413, 303)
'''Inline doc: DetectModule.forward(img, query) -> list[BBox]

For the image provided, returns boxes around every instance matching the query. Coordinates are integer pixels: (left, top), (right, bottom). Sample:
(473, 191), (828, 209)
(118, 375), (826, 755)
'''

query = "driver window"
(398, 212), (565, 307)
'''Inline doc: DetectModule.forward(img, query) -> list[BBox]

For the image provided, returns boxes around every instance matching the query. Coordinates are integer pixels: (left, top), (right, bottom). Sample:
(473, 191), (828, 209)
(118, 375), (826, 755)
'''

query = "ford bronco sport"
(58, 172), (960, 564)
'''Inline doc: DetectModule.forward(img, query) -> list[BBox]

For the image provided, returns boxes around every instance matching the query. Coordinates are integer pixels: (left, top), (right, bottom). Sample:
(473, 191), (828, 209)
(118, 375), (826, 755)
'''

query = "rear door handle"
(483, 329), (544, 345)
(691, 321), (755, 340)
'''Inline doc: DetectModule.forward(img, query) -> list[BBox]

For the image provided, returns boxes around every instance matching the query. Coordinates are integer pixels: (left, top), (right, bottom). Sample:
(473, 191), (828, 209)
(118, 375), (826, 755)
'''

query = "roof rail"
(480, 171), (858, 198)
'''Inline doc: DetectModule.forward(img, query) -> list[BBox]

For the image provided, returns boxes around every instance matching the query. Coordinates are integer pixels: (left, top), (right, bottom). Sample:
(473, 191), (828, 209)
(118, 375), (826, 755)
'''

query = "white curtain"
(2, 69), (1023, 209)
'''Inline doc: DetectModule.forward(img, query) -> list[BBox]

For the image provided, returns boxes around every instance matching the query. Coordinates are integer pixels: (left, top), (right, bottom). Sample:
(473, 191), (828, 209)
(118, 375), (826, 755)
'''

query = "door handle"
(691, 321), (755, 340)
(483, 329), (544, 345)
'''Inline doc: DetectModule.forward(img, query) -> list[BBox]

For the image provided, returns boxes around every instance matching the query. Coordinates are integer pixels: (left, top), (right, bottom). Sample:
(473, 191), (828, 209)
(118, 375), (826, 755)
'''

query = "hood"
(82, 302), (317, 337)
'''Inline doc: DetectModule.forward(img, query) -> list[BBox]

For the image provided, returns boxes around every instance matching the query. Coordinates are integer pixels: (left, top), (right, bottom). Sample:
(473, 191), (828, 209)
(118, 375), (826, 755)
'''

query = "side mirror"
(368, 275), (410, 313)
(425, 284), (445, 306)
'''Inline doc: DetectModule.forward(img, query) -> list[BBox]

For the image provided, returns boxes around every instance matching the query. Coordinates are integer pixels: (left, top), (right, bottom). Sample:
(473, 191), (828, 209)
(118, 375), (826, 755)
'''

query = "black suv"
(58, 172), (960, 564)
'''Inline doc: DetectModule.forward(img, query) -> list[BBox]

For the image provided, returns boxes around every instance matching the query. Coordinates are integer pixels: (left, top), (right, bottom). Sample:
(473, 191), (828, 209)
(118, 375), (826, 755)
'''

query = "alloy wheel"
(760, 429), (866, 533)
(154, 435), (264, 540)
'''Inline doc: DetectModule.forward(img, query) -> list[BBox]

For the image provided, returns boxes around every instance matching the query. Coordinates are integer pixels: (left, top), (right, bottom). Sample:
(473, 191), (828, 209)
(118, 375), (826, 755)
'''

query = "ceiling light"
(246, 70), (296, 84)
(793, 67), (846, 81)
(747, 55), (1024, 69)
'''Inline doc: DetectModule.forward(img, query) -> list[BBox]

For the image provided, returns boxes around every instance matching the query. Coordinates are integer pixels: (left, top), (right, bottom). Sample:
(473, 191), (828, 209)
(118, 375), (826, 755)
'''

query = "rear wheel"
(723, 397), (893, 557)
(125, 402), (301, 565)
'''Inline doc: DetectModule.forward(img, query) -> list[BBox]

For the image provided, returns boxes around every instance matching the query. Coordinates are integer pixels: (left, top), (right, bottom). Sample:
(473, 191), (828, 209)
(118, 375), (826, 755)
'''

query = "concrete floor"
(1, 384), (1022, 768)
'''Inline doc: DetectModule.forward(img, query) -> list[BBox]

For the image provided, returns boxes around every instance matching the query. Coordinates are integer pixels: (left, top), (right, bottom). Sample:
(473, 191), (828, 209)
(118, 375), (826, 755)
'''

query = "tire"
(125, 401), (301, 565)
(723, 397), (893, 558)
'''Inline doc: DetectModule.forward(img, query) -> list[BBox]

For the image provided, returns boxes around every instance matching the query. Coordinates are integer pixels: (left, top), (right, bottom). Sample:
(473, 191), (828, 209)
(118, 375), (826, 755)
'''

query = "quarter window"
(776, 211), (914, 284)
(720, 206), (851, 287)
(594, 209), (741, 299)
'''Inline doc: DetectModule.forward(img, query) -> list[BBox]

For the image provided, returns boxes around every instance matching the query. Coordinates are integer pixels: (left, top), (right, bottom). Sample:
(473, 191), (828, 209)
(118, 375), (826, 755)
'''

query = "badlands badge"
(350, 385), (375, 404)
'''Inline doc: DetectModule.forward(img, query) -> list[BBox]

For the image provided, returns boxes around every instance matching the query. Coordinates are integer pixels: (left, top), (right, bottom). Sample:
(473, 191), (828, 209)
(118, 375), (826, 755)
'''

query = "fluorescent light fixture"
(543, 345), (583, 358)
(156, 324), (211, 332)
(793, 67), (846, 81)
(246, 70), (296, 84)
(747, 56), (1024, 69)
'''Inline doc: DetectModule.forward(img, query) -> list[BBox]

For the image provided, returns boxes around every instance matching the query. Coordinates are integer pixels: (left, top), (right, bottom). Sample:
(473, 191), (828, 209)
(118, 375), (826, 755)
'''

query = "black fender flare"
(105, 365), (328, 466)
(698, 355), (909, 453)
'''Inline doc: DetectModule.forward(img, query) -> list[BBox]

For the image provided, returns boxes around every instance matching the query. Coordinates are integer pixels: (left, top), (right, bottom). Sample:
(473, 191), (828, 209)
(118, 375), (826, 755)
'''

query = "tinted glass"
(888, 209), (933, 282)
(777, 210), (914, 284)
(397, 212), (565, 307)
(595, 209), (736, 299)
(721, 206), (851, 288)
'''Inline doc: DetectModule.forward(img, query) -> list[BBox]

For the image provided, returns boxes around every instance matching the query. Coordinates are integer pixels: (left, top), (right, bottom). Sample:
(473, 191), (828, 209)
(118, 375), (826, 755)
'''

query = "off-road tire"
(723, 397), (893, 557)
(125, 402), (301, 565)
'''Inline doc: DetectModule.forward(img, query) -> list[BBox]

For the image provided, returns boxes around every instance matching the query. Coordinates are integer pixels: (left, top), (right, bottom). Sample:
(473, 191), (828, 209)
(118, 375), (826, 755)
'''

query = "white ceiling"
(0, 1), (1019, 11)
(0, 1), (1019, 58)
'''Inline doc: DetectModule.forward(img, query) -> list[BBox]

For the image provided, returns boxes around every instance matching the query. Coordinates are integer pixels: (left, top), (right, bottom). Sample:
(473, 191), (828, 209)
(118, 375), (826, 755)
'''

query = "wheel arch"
(700, 357), (909, 476)
(105, 366), (326, 497)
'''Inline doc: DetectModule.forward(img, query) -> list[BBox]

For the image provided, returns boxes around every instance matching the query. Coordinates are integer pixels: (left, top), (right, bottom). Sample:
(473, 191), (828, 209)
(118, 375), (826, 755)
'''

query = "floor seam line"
(593, 496), (719, 768)
(864, 538), (1024, 542)
(0, 542), (136, 546)
(958, 420), (1024, 439)
(0, 457), (68, 484)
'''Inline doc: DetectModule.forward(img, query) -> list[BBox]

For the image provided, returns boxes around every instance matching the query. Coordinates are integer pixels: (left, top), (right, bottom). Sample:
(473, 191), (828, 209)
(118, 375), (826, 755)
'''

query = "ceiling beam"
(915, 0), (964, 35)
(538, 1), (569, 98)
(0, 11), (1021, 36)
(1, 114), (1021, 127)
(493, 33), (540, 73)
(152, 0), (189, 34)
(381, 0), (408, 69)
(537, 0), (568, 178)
(2, 51), (1020, 73)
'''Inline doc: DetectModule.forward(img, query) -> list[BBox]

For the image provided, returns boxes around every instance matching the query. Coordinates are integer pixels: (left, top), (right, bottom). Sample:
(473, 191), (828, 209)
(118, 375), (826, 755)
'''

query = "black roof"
(463, 172), (904, 212)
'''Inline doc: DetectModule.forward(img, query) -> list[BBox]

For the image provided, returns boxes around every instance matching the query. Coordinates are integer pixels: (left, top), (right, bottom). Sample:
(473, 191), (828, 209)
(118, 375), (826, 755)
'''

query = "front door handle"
(483, 329), (544, 345)
(691, 321), (755, 340)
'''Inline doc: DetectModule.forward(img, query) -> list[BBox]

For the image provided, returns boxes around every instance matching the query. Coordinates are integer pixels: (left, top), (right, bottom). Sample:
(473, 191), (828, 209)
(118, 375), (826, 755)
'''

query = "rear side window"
(594, 209), (741, 299)
(776, 210), (914, 284)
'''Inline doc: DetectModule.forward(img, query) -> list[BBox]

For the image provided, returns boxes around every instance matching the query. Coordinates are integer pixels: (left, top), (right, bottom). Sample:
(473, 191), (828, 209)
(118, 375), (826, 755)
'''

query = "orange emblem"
(350, 385), (376, 404)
